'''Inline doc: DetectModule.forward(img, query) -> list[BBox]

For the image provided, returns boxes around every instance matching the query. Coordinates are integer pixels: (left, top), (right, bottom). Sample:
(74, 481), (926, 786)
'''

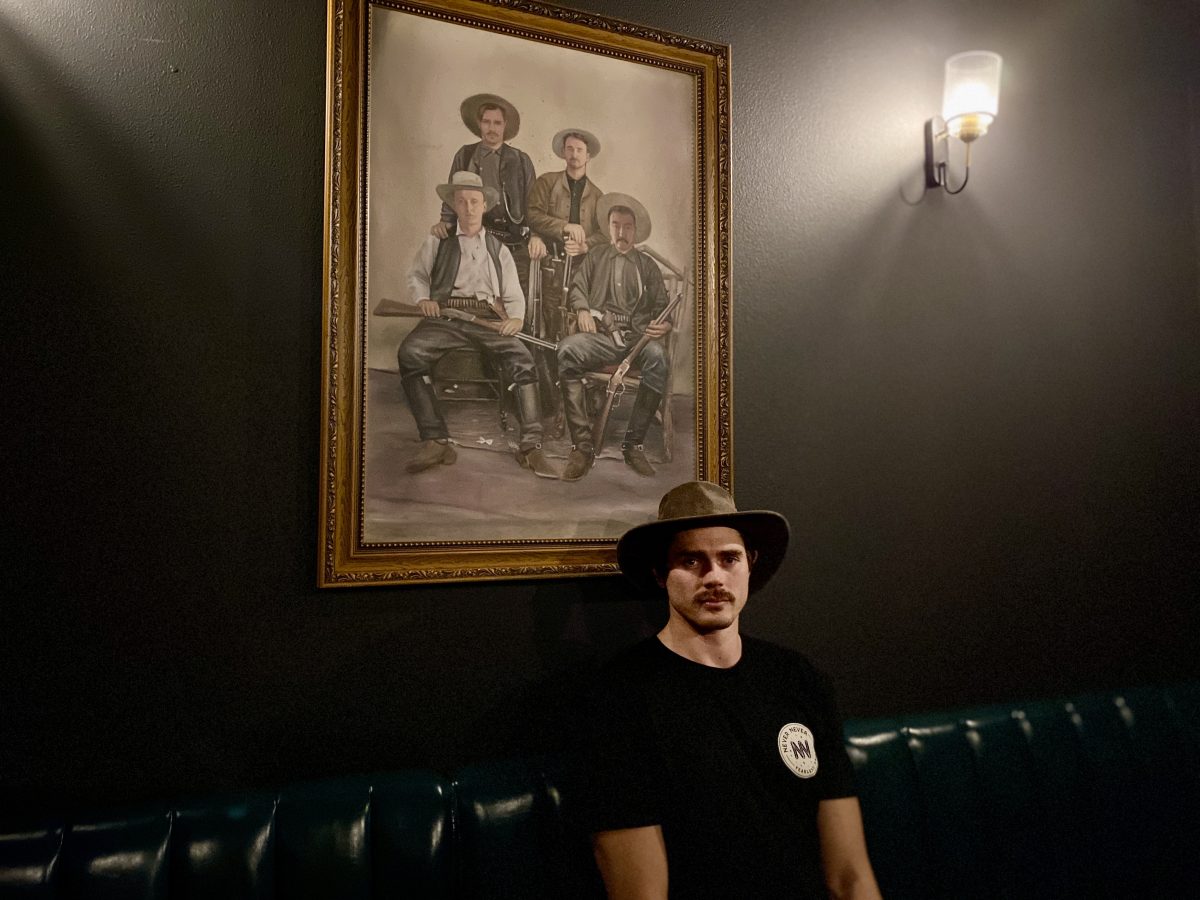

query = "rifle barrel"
(373, 299), (557, 350)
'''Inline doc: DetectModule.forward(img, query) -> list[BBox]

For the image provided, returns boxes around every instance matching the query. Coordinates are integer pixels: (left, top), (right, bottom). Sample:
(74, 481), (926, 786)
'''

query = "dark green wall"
(3, 0), (1198, 813)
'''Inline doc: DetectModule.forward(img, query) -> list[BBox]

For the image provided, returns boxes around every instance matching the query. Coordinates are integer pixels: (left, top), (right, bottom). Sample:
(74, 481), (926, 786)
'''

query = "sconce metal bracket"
(924, 116), (948, 187)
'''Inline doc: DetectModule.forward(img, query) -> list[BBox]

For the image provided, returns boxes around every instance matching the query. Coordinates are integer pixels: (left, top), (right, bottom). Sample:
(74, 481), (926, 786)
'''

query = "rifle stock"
(588, 291), (684, 453)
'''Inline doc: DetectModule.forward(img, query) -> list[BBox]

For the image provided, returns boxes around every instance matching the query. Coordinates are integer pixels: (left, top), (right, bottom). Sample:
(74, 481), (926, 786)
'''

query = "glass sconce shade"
(942, 51), (1002, 142)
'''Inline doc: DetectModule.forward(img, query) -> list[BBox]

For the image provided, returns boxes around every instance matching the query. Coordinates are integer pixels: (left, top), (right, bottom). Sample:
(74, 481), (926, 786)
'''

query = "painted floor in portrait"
(363, 368), (696, 543)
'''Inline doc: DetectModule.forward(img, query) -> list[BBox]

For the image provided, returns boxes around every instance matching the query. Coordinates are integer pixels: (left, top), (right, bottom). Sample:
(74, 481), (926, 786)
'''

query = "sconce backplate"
(924, 116), (947, 188)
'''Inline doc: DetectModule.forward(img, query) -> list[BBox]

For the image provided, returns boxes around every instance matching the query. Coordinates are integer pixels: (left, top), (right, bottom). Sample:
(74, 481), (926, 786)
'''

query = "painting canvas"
(320, 0), (732, 585)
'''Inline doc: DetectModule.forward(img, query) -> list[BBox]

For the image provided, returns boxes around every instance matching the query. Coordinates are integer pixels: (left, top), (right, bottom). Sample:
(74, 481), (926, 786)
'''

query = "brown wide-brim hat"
(597, 192), (652, 243)
(552, 128), (601, 159)
(460, 93), (520, 141)
(617, 481), (790, 595)
(435, 171), (501, 209)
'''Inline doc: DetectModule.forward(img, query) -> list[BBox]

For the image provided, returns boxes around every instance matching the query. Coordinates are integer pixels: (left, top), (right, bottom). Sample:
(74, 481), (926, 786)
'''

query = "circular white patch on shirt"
(777, 722), (819, 778)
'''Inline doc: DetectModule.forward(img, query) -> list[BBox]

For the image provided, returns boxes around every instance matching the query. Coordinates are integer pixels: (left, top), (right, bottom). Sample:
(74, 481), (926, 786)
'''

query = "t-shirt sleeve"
(577, 678), (665, 833)
(814, 669), (858, 800)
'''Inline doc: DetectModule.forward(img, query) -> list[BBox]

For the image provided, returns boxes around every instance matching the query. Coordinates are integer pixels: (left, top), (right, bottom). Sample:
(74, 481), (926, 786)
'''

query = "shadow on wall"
(514, 576), (663, 756)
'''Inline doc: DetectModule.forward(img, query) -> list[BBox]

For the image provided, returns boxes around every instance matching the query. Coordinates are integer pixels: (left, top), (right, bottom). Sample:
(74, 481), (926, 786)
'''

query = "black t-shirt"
(582, 635), (855, 900)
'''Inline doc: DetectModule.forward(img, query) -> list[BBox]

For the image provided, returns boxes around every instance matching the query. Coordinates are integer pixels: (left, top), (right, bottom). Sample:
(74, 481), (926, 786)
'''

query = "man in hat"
(431, 94), (541, 298)
(526, 128), (607, 259)
(584, 481), (882, 900)
(556, 194), (672, 481)
(399, 171), (556, 478)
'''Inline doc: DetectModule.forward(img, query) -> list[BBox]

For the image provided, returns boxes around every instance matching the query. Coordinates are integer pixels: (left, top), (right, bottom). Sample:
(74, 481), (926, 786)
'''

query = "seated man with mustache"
(582, 482), (882, 900)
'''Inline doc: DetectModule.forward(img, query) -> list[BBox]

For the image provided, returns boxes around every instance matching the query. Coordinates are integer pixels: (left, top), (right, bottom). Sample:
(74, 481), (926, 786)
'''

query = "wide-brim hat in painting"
(552, 128), (601, 159)
(460, 93), (521, 141)
(435, 171), (501, 209)
(596, 192), (652, 243)
(617, 481), (790, 595)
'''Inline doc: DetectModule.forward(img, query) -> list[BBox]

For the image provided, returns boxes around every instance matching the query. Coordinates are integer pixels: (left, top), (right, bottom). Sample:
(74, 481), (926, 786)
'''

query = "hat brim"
(436, 182), (501, 209)
(617, 510), (790, 595)
(460, 94), (520, 141)
(597, 193), (652, 243)
(552, 128), (601, 159)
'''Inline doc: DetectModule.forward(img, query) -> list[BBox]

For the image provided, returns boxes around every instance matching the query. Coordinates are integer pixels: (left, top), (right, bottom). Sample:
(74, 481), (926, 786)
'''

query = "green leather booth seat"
(3, 684), (1197, 898)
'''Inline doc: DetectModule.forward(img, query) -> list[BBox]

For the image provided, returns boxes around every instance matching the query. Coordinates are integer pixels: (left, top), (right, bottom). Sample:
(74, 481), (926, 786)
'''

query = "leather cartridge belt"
(443, 296), (500, 317)
(602, 310), (633, 327)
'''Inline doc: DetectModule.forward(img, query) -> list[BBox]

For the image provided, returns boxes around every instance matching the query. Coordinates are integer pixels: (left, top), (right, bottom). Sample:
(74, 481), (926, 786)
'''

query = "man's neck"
(480, 140), (503, 152)
(457, 223), (484, 238)
(565, 168), (586, 182)
(657, 620), (742, 668)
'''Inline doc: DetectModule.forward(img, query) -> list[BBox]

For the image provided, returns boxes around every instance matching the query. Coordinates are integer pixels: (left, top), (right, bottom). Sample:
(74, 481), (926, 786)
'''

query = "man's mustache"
(697, 588), (736, 604)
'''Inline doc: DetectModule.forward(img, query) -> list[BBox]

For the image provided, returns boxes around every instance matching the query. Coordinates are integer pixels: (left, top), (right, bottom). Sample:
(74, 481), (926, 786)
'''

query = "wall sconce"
(925, 51), (1003, 194)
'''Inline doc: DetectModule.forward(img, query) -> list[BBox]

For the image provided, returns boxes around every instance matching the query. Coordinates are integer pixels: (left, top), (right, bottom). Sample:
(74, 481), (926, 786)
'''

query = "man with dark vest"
(556, 193), (671, 481)
(400, 171), (556, 478)
(431, 94), (541, 298)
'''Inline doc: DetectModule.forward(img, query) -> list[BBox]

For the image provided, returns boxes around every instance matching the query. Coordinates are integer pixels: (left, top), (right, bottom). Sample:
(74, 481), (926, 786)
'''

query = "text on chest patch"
(777, 722), (819, 778)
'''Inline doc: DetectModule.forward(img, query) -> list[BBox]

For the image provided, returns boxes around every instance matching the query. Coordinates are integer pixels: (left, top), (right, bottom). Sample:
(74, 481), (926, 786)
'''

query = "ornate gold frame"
(319, 0), (732, 586)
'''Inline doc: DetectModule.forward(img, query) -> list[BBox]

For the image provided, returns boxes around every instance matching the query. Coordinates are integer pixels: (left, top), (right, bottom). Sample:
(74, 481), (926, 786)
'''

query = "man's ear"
(747, 549), (759, 569)
(653, 567), (667, 590)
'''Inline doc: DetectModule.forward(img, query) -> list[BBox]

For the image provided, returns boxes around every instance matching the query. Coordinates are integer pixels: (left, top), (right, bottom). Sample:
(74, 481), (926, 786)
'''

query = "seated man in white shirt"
(399, 171), (556, 478)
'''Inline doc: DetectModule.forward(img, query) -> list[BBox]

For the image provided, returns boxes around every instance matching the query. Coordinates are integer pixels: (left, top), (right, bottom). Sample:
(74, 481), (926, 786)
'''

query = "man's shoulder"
(452, 141), (480, 161)
(741, 634), (828, 685)
(585, 242), (616, 262)
(626, 245), (656, 266)
(600, 635), (667, 679)
(501, 143), (534, 163)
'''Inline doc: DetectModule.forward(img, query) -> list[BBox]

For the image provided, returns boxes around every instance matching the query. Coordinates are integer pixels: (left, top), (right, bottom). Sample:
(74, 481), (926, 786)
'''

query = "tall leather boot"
(401, 373), (455, 473)
(513, 382), (558, 479)
(560, 379), (594, 482)
(621, 387), (662, 477)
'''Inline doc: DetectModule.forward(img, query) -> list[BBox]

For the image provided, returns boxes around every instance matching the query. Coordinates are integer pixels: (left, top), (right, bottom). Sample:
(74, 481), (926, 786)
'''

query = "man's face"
(479, 108), (506, 149)
(658, 526), (753, 636)
(563, 136), (590, 176)
(453, 188), (488, 232)
(609, 210), (637, 254)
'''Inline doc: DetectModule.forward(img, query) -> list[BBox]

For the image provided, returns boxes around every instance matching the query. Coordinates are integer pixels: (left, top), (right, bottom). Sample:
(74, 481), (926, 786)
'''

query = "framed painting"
(319, 0), (732, 586)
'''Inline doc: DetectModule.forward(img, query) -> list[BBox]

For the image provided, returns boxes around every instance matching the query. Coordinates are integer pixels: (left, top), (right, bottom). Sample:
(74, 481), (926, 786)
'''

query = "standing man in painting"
(583, 481), (883, 900)
(526, 128), (607, 260)
(556, 193), (671, 481)
(432, 94), (541, 298)
(401, 171), (556, 479)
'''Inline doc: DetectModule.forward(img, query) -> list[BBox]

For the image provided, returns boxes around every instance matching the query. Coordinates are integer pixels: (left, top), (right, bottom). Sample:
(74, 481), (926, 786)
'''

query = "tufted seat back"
(2, 684), (1197, 898)
(0, 773), (454, 899)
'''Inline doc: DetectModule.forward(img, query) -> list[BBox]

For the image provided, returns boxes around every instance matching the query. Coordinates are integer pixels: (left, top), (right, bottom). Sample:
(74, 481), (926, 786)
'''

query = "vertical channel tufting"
(843, 721), (930, 900)
(903, 718), (995, 900)
(451, 759), (540, 899)
(1069, 693), (1153, 896)
(275, 778), (372, 900)
(1110, 688), (1200, 895)
(169, 792), (277, 899)
(451, 757), (596, 900)
(1018, 700), (1113, 899)
(537, 755), (604, 899)
(0, 825), (63, 896)
(59, 810), (171, 899)
(267, 795), (278, 900)
(963, 707), (1061, 900)
(369, 773), (455, 899)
